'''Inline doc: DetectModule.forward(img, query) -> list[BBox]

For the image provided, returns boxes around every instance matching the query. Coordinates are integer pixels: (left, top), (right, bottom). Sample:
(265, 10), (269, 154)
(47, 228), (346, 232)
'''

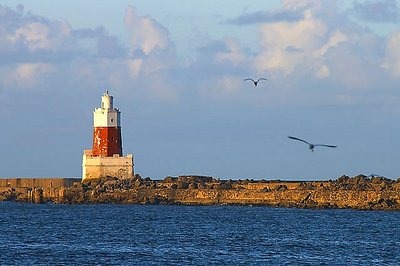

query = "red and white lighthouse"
(92, 90), (122, 157)
(82, 90), (133, 181)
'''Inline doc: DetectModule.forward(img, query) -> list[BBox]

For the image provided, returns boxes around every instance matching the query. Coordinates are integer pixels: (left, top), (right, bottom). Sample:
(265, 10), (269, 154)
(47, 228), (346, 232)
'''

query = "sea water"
(0, 202), (399, 265)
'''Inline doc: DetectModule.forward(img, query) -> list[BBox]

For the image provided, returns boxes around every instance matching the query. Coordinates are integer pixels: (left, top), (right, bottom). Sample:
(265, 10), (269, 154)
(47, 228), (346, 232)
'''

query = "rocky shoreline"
(1, 174), (400, 210)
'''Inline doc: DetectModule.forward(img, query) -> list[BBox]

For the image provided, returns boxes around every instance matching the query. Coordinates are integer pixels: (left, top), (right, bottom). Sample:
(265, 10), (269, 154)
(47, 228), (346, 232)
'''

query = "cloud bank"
(1, 1), (400, 108)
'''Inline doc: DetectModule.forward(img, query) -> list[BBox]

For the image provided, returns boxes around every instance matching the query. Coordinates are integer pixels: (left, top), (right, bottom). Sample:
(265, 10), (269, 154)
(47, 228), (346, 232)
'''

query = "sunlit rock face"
(2, 175), (400, 210)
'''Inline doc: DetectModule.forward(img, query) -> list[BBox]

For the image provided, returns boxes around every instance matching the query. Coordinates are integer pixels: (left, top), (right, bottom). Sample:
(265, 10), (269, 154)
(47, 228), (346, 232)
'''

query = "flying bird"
(244, 77), (267, 87)
(288, 136), (337, 152)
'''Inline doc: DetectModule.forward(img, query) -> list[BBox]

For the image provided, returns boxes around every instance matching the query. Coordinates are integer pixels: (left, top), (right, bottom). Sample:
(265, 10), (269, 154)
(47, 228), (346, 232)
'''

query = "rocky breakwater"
(2, 174), (400, 210)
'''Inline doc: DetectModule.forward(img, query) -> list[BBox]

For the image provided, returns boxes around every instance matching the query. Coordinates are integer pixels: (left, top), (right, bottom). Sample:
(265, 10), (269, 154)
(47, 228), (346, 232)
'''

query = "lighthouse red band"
(92, 90), (122, 157)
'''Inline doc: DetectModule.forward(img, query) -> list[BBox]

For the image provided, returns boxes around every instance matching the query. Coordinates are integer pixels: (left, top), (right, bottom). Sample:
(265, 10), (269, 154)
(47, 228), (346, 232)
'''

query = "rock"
(164, 176), (177, 182)
(177, 182), (189, 189)
(392, 182), (400, 191)
(299, 182), (316, 190)
(2, 175), (400, 210)
(275, 185), (288, 191)
(197, 183), (205, 189)
(349, 175), (367, 184)
(212, 183), (222, 190)
(221, 182), (232, 190)
(188, 183), (198, 189)
(337, 175), (350, 183)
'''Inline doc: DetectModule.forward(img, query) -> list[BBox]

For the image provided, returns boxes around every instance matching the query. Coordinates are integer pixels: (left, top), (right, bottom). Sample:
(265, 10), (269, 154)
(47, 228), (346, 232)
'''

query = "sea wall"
(0, 178), (80, 203)
(0, 178), (81, 188)
(1, 175), (399, 210)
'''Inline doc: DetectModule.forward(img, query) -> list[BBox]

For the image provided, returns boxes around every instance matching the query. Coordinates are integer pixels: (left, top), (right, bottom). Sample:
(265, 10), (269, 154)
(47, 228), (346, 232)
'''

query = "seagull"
(288, 136), (337, 152)
(244, 77), (267, 87)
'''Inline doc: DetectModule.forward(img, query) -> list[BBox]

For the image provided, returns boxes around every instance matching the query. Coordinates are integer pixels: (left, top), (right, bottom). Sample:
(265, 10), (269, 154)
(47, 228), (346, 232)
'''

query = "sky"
(1, 0), (400, 180)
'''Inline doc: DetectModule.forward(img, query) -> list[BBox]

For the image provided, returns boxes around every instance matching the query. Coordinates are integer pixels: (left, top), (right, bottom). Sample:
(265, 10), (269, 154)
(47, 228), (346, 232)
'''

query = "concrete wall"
(82, 153), (134, 181)
(0, 178), (81, 188)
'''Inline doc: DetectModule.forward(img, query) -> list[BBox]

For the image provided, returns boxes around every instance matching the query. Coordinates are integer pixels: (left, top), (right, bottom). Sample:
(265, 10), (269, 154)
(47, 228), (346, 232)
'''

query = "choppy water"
(0, 202), (399, 265)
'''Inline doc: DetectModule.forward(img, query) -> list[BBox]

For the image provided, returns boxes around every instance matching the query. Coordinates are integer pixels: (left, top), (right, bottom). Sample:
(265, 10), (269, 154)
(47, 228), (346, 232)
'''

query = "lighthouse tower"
(92, 91), (122, 157)
(82, 91), (133, 181)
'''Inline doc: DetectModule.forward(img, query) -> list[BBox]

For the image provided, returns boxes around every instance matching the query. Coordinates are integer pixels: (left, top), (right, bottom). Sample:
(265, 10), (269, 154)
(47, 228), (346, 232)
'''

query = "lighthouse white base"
(82, 150), (134, 181)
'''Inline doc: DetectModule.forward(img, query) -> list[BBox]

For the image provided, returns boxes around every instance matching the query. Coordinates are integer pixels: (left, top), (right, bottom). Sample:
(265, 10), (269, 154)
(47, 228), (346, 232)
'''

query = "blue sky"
(1, 0), (400, 180)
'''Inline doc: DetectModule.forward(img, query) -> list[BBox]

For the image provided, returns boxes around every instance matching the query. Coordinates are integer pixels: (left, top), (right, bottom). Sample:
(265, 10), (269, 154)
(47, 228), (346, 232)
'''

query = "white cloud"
(315, 65), (330, 79)
(0, 4), (183, 105)
(2, 63), (54, 89)
(8, 22), (51, 50)
(314, 30), (348, 58)
(255, 11), (327, 74)
(253, 3), (350, 79)
(214, 38), (247, 66)
(218, 75), (241, 94)
(124, 6), (170, 55)
(121, 6), (181, 102)
(4, 17), (72, 53)
(382, 31), (400, 78)
(196, 75), (243, 103)
(15, 63), (52, 80)
(127, 58), (143, 78)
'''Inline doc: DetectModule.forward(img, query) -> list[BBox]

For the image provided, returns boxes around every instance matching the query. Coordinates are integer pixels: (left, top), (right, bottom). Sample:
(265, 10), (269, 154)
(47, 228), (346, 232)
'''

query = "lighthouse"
(82, 91), (134, 181)
(92, 90), (122, 157)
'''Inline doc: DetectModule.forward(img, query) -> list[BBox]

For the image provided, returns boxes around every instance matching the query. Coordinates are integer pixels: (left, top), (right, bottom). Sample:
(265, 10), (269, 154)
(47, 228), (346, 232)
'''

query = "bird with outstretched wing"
(288, 136), (337, 152)
(244, 77), (267, 86)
